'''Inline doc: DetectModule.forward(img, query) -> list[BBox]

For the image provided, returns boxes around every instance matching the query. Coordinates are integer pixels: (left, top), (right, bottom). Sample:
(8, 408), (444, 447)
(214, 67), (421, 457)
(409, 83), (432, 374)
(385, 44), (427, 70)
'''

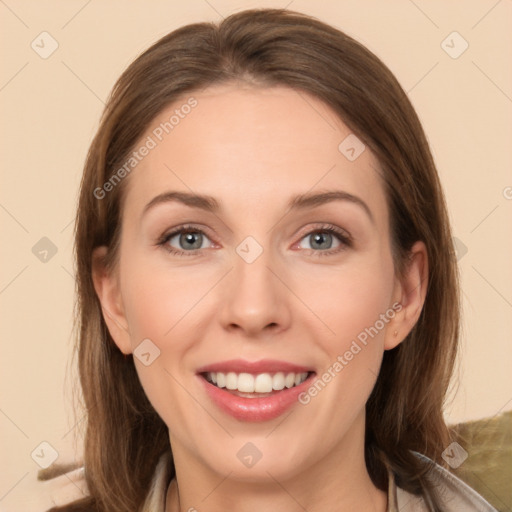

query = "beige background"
(1, 0), (511, 507)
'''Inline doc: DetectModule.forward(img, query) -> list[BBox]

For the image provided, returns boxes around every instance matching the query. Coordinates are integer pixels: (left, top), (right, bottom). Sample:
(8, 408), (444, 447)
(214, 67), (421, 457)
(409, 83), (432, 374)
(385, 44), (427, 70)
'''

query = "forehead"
(122, 84), (387, 225)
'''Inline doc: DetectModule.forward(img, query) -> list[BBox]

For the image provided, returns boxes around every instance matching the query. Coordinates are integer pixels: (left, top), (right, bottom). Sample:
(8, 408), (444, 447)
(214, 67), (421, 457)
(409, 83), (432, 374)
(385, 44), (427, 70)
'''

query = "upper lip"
(196, 359), (314, 375)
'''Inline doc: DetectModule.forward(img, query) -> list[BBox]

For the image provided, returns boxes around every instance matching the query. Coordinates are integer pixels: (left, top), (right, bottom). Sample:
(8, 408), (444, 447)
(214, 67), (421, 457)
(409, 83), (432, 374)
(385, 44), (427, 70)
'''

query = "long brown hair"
(50, 8), (460, 511)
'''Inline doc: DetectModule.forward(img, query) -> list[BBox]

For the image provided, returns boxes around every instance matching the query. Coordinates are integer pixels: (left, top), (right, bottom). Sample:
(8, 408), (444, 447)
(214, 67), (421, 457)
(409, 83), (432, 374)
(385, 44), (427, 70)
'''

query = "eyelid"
(294, 222), (352, 245)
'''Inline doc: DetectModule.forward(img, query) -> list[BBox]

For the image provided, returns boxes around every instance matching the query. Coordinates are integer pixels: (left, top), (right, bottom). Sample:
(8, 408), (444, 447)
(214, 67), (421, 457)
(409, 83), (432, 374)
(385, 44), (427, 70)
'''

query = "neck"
(166, 412), (387, 512)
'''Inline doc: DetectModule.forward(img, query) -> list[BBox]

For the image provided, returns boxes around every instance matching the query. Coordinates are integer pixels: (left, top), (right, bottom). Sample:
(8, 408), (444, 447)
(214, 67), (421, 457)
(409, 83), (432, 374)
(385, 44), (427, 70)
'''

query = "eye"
(295, 224), (352, 256)
(157, 223), (352, 257)
(157, 225), (214, 256)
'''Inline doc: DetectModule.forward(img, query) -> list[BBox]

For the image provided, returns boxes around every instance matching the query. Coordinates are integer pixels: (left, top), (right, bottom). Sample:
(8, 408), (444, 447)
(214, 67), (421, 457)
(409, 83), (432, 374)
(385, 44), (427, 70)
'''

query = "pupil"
(181, 232), (202, 250)
(312, 232), (331, 250)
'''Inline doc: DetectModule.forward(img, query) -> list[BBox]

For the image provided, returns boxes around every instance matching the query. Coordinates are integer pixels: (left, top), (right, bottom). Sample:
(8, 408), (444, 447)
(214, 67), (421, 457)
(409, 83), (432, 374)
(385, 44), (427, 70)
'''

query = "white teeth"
(272, 372), (285, 390)
(205, 371), (309, 393)
(226, 372), (238, 390)
(254, 373), (272, 393)
(216, 372), (226, 388)
(285, 373), (295, 388)
(238, 373), (255, 392)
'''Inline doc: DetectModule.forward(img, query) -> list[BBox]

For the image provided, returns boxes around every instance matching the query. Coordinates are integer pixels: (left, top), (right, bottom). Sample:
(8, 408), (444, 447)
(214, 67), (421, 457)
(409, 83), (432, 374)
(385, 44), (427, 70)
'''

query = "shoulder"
(394, 452), (497, 512)
(16, 451), (171, 512)
(7, 463), (89, 512)
(140, 450), (173, 511)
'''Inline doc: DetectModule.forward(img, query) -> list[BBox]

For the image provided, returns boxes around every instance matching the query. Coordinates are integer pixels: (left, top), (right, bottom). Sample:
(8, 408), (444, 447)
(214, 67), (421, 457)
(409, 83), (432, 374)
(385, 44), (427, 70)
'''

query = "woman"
(40, 7), (496, 512)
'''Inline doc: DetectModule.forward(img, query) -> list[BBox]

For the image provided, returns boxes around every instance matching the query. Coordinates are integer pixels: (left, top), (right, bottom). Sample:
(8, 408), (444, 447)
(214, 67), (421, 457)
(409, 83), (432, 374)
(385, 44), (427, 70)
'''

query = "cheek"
(119, 254), (212, 346)
(117, 253), (216, 420)
(295, 258), (395, 426)
(297, 255), (395, 350)
(117, 257), (202, 430)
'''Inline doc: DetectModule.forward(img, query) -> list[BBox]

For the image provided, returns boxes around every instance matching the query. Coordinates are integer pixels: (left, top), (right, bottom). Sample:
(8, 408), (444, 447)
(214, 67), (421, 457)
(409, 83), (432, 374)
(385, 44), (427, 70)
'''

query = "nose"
(218, 244), (291, 338)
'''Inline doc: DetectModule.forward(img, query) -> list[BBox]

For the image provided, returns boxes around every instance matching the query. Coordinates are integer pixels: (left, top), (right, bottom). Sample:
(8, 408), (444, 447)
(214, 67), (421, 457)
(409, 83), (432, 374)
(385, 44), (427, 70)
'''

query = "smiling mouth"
(201, 371), (314, 398)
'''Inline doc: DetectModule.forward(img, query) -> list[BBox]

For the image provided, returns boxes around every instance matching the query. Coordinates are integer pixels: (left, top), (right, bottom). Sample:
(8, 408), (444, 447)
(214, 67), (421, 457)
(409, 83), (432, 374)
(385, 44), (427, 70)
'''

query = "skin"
(92, 83), (428, 512)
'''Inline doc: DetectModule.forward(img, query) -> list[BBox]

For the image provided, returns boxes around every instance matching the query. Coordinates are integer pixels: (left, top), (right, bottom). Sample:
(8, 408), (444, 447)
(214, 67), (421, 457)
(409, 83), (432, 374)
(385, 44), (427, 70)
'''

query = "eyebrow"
(142, 189), (374, 224)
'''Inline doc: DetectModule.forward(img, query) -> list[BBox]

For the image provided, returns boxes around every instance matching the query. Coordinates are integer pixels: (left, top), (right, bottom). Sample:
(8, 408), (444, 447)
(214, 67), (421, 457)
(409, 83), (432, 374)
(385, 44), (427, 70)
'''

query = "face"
(94, 83), (427, 485)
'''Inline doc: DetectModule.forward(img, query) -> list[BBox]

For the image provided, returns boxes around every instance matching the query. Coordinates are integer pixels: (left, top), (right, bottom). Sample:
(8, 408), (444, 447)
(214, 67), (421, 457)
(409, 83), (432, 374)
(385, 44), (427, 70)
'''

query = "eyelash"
(156, 223), (352, 257)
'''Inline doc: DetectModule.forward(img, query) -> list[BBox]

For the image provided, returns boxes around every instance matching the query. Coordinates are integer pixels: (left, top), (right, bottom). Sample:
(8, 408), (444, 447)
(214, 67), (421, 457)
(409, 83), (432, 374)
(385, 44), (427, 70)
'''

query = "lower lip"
(197, 373), (315, 422)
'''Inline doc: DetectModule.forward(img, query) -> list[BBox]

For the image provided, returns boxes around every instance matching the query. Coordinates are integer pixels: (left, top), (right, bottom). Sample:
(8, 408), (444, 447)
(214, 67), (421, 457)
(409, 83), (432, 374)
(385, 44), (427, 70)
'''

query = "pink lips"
(196, 359), (315, 422)
(196, 358), (313, 375)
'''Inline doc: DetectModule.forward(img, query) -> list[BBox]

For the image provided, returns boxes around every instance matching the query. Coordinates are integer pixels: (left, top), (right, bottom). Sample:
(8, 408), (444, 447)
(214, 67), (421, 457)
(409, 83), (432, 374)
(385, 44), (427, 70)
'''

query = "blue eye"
(157, 223), (352, 257)
(158, 226), (212, 255)
(299, 230), (340, 251)
(294, 225), (352, 256)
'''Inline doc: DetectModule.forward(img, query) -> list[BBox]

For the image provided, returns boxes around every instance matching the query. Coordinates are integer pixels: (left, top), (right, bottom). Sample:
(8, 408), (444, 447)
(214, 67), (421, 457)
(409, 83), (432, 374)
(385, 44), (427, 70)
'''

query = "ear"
(384, 240), (428, 350)
(91, 246), (133, 354)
